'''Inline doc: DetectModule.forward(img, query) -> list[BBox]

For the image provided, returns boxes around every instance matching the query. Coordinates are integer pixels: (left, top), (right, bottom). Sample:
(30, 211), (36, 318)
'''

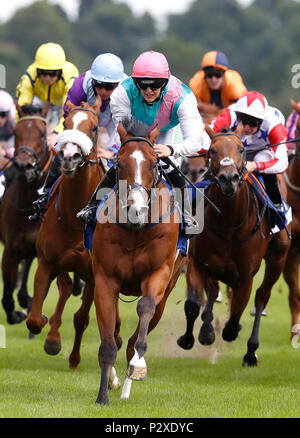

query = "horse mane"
(122, 117), (150, 138)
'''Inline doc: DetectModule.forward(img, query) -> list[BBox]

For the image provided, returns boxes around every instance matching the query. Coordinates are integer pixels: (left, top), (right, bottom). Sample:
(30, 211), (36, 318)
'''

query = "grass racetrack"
(0, 253), (300, 418)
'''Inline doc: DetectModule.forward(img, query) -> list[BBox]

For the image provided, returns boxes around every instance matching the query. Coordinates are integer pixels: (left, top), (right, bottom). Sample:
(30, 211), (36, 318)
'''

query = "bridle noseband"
(208, 132), (247, 186)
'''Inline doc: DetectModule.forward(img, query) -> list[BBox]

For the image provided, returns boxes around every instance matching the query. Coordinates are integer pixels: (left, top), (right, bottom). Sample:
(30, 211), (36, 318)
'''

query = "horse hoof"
(44, 339), (61, 355)
(177, 334), (194, 350)
(222, 322), (242, 342)
(28, 332), (35, 340)
(26, 314), (48, 335)
(108, 367), (121, 390)
(7, 310), (27, 325)
(242, 353), (258, 367)
(198, 329), (215, 346)
(116, 336), (123, 351)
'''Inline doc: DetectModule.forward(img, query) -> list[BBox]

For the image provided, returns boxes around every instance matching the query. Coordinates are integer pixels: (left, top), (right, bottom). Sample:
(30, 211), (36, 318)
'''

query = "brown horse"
(283, 99), (300, 339)
(92, 120), (186, 405)
(0, 104), (52, 325)
(26, 98), (105, 368)
(177, 126), (291, 365)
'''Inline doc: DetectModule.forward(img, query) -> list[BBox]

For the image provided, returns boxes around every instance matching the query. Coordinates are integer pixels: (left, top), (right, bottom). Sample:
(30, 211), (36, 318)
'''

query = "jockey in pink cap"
(77, 51), (210, 237)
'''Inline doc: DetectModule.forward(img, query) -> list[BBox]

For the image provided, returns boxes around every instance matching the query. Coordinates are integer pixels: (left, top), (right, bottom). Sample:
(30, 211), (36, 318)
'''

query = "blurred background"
(0, 0), (299, 117)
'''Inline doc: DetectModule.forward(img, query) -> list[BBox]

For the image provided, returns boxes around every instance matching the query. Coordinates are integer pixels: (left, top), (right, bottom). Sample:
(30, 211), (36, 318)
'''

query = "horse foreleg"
(17, 256), (34, 312)
(44, 272), (73, 356)
(69, 279), (94, 369)
(283, 246), (300, 340)
(1, 248), (26, 324)
(198, 278), (219, 345)
(26, 257), (53, 335)
(94, 274), (119, 406)
(223, 280), (253, 343)
(177, 257), (204, 350)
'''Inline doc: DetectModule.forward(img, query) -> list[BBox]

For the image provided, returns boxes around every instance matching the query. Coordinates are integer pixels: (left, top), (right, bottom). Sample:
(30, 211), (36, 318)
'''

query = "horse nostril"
(231, 174), (240, 185)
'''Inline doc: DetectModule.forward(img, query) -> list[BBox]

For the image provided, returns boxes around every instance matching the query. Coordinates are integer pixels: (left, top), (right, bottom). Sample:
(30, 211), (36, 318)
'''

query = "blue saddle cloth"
(84, 179), (189, 256)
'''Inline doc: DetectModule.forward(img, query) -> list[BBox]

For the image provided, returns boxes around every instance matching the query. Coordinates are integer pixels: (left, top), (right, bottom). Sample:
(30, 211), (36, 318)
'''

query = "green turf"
(0, 255), (299, 418)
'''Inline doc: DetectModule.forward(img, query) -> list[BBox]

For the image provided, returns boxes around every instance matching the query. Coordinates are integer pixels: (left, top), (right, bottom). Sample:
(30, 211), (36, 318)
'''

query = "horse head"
(56, 97), (101, 175)
(13, 103), (49, 182)
(206, 124), (245, 197)
(116, 119), (160, 229)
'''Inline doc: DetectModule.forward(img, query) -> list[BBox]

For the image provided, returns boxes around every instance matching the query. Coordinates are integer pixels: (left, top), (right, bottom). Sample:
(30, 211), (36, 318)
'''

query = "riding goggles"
(204, 69), (224, 79)
(37, 69), (62, 77)
(0, 111), (9, 118)
(133, 78), (168, 91)
(93, 81), (119, 90)
(236, 112), (262, 128)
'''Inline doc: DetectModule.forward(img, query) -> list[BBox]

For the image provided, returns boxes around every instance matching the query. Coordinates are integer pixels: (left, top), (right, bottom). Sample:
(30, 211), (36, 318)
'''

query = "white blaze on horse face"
(220, 157), (235, 167)
(130, 150), (145, 185)
(71, 111), (88, 130)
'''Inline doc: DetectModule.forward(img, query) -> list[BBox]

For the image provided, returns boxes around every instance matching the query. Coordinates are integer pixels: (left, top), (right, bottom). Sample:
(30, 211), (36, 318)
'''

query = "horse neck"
(288, 144), (300, 186)
(206, 181), (251, 229)
(59, 163), (101, 223)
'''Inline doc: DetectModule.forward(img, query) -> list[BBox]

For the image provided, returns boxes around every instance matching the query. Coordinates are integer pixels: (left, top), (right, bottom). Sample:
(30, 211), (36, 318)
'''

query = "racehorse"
(0, 104), (52, 324)
(26, 98), (105, 368)
(177, 125), (291, 365)
(283, 99), (300, 339)
(92, 120), (186, 405)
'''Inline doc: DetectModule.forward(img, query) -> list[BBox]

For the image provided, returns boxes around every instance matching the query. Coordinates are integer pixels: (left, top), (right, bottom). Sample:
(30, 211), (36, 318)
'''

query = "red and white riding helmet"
(234, 91), (268, 120)
(132, 51), (170, 79)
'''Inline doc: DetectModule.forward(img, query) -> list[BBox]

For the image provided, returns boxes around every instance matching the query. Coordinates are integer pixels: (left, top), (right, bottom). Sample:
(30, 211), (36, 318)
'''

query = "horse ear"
(93, 95), (102, 116)
(117, 122), (127, 143)
(148, 124), (160, 144)
(65, 99), (76, 112)
(16, 102), (24, 118)
(291, 98), (300, 115)
(235, 121), (244, 138)
(205, 123), (215, 139)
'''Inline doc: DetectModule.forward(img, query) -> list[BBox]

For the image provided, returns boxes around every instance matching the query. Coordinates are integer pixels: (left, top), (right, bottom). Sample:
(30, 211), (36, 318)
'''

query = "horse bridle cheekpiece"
(208, 132), (247, 186)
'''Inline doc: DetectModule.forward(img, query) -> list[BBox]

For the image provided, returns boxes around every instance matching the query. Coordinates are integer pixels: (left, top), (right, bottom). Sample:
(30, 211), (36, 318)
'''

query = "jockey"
(16, 42), (79, 149)
(285, 101), (300, 155)
(189, 50), (247, 115)
(209, 91), (288, 208)
(76, 50), (211, 237)
(0, 90), (15, 167)
(30, 53), (125, 220)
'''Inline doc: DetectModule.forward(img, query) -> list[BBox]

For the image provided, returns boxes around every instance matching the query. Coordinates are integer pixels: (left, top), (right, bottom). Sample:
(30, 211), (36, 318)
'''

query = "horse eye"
(92, 126), (98, 132)
(73, 152), (81, 160)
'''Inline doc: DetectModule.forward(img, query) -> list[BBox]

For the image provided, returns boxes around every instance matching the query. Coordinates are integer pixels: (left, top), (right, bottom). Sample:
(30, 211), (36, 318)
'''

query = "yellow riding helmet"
(35, 43), (66, 70)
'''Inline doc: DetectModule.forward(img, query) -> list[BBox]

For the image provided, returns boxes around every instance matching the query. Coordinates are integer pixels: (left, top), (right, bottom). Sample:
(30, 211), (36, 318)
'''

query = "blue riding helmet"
(91, 53), (124, 83)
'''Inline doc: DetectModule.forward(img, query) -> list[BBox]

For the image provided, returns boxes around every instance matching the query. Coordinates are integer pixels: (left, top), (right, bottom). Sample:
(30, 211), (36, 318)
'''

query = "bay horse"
(0, 104), (52, 324)
(26, 98), (106, 369)
(283, 99), (300, 339)
(177, 125), (291, 365)
(92, 120), (186, 405)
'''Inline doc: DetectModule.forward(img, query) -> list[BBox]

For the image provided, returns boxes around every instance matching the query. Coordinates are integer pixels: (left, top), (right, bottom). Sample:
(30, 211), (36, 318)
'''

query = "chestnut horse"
(92, 120), (186, 405)
(26, 98), (105, 368)
(177, 126), (291, 365)
(0, 104), (52, 325)
(283, 99), (300, 339)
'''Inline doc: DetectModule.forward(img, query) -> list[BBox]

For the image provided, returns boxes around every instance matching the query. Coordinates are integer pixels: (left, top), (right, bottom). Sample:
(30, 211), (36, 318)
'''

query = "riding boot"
(76, 166), (116, 225)
(262, 174), (283, 209)
(29, 153), (62, 220)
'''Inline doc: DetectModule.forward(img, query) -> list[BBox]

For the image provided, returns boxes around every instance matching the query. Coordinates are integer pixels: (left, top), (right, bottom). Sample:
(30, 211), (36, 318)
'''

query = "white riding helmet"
(91, 53), (124, 83)
(234, 91), (268, 120)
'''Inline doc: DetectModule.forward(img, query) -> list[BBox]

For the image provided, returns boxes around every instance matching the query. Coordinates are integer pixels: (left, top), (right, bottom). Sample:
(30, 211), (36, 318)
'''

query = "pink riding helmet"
(132, 51), (170, 79)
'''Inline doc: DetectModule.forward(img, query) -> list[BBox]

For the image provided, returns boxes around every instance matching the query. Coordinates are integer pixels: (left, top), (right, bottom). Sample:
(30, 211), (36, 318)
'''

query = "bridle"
(208, 132), (247, 186)
(116, 136), (161, 204)
(13, 115), (52, 178)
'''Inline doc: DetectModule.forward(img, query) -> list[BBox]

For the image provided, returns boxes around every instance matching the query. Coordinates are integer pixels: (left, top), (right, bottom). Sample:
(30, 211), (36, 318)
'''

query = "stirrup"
(182, 215), (200, 238)
(76, 204), (97, 225)
(28, 212), (42, 221)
